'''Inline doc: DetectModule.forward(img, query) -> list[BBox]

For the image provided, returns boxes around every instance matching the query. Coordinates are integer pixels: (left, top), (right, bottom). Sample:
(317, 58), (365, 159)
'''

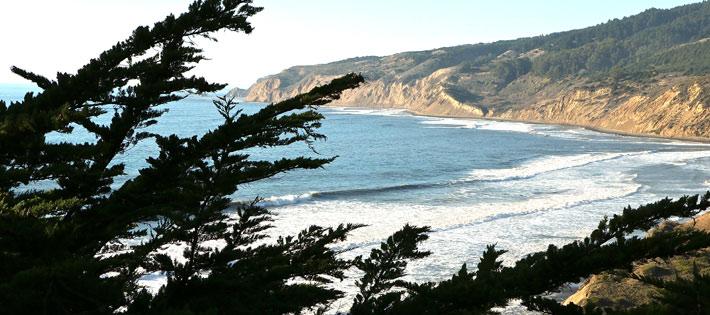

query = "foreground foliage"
(1, 1), (709, 314)
(0, 1), (364, 313)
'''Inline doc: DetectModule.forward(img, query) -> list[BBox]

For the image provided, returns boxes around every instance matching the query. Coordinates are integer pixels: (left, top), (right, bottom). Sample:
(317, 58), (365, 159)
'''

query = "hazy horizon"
(0, 0), (701, 88)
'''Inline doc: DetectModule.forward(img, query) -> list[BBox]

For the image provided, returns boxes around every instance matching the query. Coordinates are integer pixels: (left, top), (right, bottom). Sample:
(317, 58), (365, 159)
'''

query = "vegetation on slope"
(254, 1), (710, 90)
(245, 2), (710, 140)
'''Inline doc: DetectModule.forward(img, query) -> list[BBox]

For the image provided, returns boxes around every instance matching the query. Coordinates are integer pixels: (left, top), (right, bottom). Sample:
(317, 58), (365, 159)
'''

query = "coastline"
(324, 104), (710, 144)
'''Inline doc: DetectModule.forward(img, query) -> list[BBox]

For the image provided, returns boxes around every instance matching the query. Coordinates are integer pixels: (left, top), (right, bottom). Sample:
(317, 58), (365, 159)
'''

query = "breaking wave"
(458, 152), (642, 182)
(419, 117), (535, 133)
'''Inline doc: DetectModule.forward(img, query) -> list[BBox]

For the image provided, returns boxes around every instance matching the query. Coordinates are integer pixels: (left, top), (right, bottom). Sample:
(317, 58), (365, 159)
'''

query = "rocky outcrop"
(563, 211), (710, 310)
(563, 273), (662, 310)
(226, 87), (248, 99)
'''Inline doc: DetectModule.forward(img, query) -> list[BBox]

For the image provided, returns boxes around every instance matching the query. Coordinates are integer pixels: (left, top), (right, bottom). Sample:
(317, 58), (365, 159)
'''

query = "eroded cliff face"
(245, 67), (486, 117)
(246, 71), (709, 140)
(497, 77), (710, 139)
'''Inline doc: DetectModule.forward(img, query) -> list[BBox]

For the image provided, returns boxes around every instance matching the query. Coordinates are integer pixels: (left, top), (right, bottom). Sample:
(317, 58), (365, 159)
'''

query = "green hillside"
(264, 1), (709, 90)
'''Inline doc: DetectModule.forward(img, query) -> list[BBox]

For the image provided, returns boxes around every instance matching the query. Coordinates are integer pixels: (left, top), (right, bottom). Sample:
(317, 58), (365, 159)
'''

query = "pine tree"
(347, 193), (710, 314)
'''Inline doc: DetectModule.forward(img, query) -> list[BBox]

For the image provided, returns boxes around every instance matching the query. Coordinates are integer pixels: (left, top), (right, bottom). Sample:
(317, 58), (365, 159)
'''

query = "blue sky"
(0, 0), (701, 87)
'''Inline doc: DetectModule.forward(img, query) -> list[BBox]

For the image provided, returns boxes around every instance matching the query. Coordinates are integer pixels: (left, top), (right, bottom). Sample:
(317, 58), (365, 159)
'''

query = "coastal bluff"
(245, 71), (709, 141)
(242, 1), (710, 140)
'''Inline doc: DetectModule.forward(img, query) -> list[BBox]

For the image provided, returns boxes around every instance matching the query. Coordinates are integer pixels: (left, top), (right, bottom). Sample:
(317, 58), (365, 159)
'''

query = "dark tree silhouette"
(346, 194), (710, 314)
(0, 1), (364, 313)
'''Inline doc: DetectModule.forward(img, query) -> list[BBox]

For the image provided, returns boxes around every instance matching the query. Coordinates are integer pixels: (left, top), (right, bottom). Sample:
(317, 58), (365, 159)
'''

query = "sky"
(0, 0), (701, 88)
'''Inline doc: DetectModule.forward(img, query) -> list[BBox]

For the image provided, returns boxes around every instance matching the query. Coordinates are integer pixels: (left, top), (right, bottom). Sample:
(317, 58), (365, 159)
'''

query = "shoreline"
(325, 104), (710, 144)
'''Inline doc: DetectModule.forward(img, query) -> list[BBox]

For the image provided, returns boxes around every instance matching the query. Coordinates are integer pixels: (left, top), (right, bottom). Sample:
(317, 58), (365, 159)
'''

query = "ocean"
(3, 87), (710, 308)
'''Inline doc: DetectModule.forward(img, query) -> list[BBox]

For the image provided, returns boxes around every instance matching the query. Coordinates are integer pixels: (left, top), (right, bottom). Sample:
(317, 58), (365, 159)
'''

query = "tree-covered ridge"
(255, 1), (710, 90)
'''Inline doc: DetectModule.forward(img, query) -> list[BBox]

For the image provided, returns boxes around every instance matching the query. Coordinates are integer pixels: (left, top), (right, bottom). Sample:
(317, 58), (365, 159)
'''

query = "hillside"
(564, 211), (710, 311)
(226, 87), (248, 99)
(243, 1), (710, 140)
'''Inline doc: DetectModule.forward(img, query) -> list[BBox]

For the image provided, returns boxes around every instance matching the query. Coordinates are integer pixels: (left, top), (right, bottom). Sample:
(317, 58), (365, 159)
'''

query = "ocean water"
(3, 87), (710, 309)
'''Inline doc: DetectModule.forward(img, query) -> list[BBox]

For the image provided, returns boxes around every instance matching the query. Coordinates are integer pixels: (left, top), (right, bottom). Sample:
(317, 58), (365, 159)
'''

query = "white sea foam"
(266, 172), (641, 248)
(438, 173), (641, 232)
(259, 191), (318, 207)
(460, 152), (637, 182)
(419, 117), (480, 128)
(532, 127), (605, 140)
(632, 138), (710, 147)
(419, 117), (535, 133)
(535, 127), (710, 147)
(327, 107), (410, 117)
(256, 172), (643, 311)
(633, 150), (710, 165)
(478, 121), (537, 133)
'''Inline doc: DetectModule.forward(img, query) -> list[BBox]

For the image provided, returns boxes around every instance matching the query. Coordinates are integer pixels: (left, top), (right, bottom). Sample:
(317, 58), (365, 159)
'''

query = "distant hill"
(246, 1), (710, 140)
(226, 87), (247, 99)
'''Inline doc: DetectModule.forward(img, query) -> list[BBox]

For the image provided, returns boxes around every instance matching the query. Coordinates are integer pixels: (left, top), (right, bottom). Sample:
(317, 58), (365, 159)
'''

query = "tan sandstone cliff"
(246, 71), (709, 141)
